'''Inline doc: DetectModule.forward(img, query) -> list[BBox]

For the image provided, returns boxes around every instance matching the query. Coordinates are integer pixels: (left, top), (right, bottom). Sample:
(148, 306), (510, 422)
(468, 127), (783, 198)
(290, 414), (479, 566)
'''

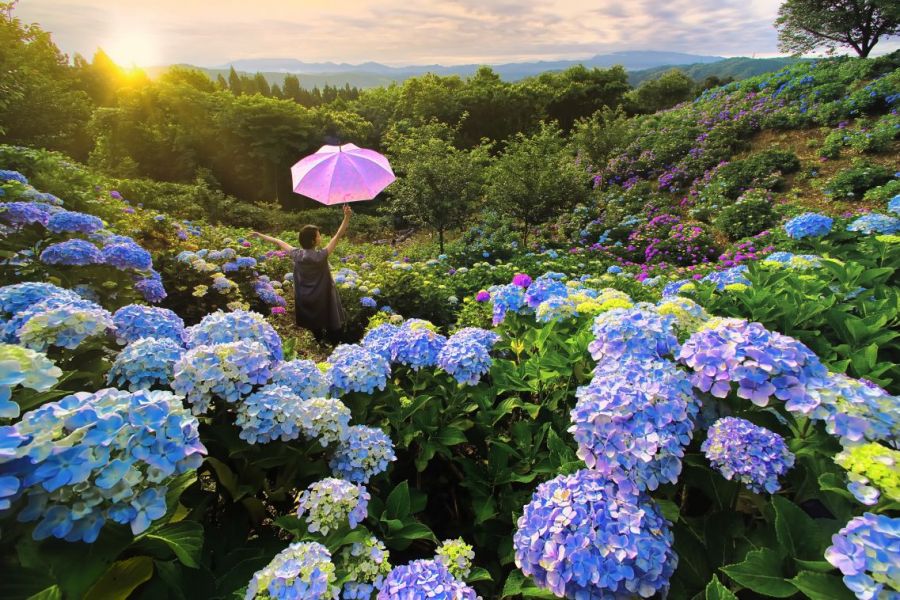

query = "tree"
(253, 73), (271, 96)
(775, 0), (900, 58)
(384, 121), (487, 252)
(571, 106), (637, 171)
(227, 67), (242, 95)
(485, 122), (590, 246)
(625, 69), (695, 114)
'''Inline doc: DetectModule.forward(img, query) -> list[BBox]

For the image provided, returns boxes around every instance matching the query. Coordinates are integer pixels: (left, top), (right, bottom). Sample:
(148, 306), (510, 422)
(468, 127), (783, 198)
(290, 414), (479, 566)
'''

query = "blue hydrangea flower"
(360, 296), (377, 308)
(327, 344), (390, 396)
(0, 170), (28, 184)
(678, 318), (827, 408)
(437, 328), (500, 386)
(0, 202), (53, 227)
(377, 560), (476, 600)
(252, 277), (286, 307)
(535, 295), (577, 323)
(825, 513), (899, 600)
(762, 252), (823, 270)
(112, 305), (186, 345)
(361, 324), (399, 361)
(270, 359), (330, 399)
(245, 542), (339, 600)
(661, 279), (692, 297)
(17, 304), (114, 351)
(338, 537), (391, 599)
(107, 337), (185, 391)
(784, 212), (834, 239)
(329, 426), (396, 484)
(102, 242), (153, 271)
(488, 283), (526, 326)
(171, 341), (273, 415)
(888, 195), (900, 216)
(297, 477), (370, 535)
(524, 274), (568, 309)
(296, 397), (351, 446)
(701, 265), (751, 289)
(570, 358), (699, 491)
(607, 265), (623, 274)
(134, 271), (167, 303)
(2, 388), (205, 541)
(2, 295), (98, 343)
(46, 210), (104, 234)
(802, 374), (899, 447)
(847, 213), (900, 234)
(0, 344), (62, 418)
(589, 308), (679, 362)
(389, 325), (446, 371)
(0, 283), (81, 322)
(514, 469), (677, 599)
(702, 417), (795, 494)
(234, 384), (306, 444)
(39, 239), (103, 266)
(186, 310), (283, 361)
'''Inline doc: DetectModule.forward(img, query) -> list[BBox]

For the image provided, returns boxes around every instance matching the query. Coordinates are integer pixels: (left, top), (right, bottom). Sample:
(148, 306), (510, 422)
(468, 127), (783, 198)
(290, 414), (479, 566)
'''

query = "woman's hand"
(248, 231), (262, 239)
(342, 204), (353, 220)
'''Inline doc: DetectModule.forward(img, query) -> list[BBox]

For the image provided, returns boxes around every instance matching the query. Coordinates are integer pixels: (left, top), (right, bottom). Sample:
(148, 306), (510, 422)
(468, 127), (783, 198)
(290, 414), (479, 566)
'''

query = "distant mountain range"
(148, 51), (804, 89)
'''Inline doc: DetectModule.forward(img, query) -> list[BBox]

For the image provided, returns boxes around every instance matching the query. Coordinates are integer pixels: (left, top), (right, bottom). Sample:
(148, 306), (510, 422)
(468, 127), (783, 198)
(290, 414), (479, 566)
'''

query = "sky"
(13, 0), (900, 68)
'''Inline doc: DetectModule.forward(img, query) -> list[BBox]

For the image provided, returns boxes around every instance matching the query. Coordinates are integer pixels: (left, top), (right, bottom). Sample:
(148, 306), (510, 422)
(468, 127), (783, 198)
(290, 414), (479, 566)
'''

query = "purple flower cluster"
(825, 513), (899, 600)
(514, 469), (677, 599)
(702, 417), (795, 493)
(570, 358), (699, 490)
(0, 202), (53, 227)
(678, 318), (827, 408)
(377, 560), (477, 600)
(39, 239), (103, 266)
(101, 242), (152, 271)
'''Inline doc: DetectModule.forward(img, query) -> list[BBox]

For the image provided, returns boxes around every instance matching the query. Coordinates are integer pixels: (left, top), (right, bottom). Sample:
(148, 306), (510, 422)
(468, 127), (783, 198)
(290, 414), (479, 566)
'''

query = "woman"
(251, 204), (352, 343)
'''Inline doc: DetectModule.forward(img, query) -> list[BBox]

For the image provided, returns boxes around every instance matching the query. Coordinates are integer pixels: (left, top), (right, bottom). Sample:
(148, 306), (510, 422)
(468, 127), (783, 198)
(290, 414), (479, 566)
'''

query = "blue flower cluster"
(252, 276), (286, 307)
(2, 294), (97, 343)
(245, 541), (339, 600)
(46, 210), (104, 234)
(39, 239), (103, 266)
(535, 295), (577, 323)
(524, 274), (567, 309)
(702, 417), (795, 493)
(803, 374), (899, 446)
(101, 242), (153, 271)
(134, 271), (167, 303)
(570, 358), (699, 491)
(339, 537), (391, 600)
(233, 385), (304, 444)
(327, 344), (391, 396)
(678, 318), (827, 408)
(701, 265), (751, 289)
(889, 194), (900, 216)
(513, 469), (677, 599)
(762, 251), (823, 270)
(296, 397), (352, 446)
(0, 202), (53, 227)
(825, 513), (899, 600)
(361, 324), (399, 361)
(171, 341), (273, 415)
(588, 308), (679, 363)
(17, 304), (114, 351)
(0, 388), (205, 542)
(437, 327), (501, 386)
(270, 359), (330, 399)
(329, 426), (396, 484)
(186, 310), (283, 361)
(389, 322), (447, 371)
(488, 283), (525, 325)
(107, 337), (185, 391)
(0, 343), (62, 418)
(0, 170), (28, 184)
(847, 213), (900, 235)
(0, 282), (80, 321)
(296, 477), (370, 535)
(784, 212), (834, 239)
(377, 560), (477, 600)
(112, 304), (186, 345)
(360, 296), (377, 308)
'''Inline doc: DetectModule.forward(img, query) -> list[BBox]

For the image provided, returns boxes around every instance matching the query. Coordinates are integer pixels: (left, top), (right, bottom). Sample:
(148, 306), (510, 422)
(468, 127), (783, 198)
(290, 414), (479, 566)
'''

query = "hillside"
(627, 56), (808, 85)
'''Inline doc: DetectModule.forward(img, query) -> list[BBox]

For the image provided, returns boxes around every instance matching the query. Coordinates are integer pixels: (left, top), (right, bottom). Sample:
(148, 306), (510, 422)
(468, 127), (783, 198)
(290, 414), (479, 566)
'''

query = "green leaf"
(84, 557), (154, 600)
(435, 427), (468, 446)
(143, 521), (204, 568)
(501, 571), (526, 598)
(385, 481), (411, 520)
(789, 571), (856, 600)
(26, 587), (62, 600)
(721, 548), (795, 597)
(467, 567), (492, 583)
(0, 566), (58, 600)
(705, 575), (738, 600)
(395, 522), (436, 542)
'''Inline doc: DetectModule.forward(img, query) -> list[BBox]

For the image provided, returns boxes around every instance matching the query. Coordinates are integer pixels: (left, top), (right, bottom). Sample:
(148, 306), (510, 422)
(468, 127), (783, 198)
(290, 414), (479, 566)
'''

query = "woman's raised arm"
(249, 231), (295, 252)
(325, 205), (352, 256)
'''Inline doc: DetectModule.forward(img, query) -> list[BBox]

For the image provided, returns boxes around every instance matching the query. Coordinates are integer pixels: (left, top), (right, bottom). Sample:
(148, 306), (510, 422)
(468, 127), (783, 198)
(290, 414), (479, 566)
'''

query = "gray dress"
(290, 248), (347, 332)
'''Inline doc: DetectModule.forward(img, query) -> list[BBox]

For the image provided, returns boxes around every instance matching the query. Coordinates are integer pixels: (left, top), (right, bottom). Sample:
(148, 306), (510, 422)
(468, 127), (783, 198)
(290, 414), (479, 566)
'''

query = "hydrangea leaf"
(142, 521), (204, 568)
(720, 548), (795, 597)
(789, 572), (856, 600)
(385, 481), (411, 520)
(772, 495), (835, 561)
(705, 575), (738, 600)
(84, 556), (153, 600)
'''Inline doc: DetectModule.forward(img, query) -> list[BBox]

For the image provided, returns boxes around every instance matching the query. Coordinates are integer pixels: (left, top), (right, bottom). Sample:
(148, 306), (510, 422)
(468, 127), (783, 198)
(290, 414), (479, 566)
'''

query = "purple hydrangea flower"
(378, 560), (476, 600)
(702, 417), (795, 494)
(825, 513), (900, 600)
(39, 239), (103, 266)
(102, 242), (153, 271)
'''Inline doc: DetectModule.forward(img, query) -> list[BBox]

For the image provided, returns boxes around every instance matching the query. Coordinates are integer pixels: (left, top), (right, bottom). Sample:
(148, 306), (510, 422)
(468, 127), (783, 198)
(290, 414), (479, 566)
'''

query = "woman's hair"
(299, 225), (320, 249)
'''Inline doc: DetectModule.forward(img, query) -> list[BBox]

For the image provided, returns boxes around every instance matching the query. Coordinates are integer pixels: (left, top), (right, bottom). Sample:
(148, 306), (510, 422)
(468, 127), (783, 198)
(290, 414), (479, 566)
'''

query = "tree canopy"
(775, 0), (900, 57)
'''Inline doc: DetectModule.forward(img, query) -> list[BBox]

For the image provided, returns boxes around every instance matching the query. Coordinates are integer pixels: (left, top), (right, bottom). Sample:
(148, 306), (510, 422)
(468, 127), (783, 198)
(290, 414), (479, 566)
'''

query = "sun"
(102, 30), (162, 68)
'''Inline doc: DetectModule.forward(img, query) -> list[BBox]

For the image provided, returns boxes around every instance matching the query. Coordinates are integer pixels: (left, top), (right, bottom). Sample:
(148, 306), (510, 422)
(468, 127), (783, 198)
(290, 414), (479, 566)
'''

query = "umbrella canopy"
(290, 143), (396, 205)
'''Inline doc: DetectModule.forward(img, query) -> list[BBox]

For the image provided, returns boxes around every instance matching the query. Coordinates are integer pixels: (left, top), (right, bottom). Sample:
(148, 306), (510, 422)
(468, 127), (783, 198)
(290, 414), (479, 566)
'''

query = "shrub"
(825, 159), (894, 200)
(714, 189), (779, 240)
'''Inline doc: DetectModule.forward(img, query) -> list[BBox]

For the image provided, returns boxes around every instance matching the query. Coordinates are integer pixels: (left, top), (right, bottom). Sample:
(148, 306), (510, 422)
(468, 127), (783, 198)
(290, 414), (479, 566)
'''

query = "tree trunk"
(522, 223), (529, 249)
(439, 228), (444, 254)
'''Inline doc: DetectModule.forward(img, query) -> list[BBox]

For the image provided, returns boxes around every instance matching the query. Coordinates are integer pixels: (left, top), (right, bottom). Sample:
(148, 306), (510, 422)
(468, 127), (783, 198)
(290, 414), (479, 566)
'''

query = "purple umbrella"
(290, 143), (396, 205)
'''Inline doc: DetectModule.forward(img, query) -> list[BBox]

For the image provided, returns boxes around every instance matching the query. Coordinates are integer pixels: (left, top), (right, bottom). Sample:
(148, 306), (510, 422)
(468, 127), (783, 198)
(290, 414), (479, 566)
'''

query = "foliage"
(824, 159), (895, 200)
(775, 0), (900, 57)
(714, 189), (780, 241)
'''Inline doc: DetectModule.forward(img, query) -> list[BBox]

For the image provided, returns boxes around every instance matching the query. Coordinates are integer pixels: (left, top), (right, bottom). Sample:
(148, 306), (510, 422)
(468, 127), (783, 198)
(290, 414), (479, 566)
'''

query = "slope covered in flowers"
(1, 53), (899, 600)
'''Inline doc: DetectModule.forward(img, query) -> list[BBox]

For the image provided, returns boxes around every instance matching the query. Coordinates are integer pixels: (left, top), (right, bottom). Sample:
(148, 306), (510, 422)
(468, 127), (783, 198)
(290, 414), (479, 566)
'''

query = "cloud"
(12, 0), (857, 67)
